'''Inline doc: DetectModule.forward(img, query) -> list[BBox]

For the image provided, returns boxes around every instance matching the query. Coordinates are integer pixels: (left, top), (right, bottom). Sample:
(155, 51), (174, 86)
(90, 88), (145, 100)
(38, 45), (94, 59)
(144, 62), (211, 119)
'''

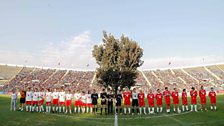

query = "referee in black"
(115, 90), (123, 114)
(107, 89), (114, 114)
(91, 89), (98, 114)
(100, 88), (107, 115)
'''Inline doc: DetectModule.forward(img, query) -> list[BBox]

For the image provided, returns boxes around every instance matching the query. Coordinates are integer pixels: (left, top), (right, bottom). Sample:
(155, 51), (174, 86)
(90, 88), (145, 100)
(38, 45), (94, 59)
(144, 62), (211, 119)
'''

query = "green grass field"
(0, 94), (224, 126)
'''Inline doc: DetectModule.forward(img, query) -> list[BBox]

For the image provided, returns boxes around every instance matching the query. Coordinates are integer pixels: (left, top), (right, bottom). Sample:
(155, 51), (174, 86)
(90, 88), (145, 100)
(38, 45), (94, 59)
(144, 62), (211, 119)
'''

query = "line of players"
(21, 85), (217, 115)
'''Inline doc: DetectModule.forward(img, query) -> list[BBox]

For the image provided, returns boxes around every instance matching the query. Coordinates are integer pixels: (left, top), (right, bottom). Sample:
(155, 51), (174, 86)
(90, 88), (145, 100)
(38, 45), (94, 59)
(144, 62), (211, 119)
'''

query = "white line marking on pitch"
(48, 111), (192, 120)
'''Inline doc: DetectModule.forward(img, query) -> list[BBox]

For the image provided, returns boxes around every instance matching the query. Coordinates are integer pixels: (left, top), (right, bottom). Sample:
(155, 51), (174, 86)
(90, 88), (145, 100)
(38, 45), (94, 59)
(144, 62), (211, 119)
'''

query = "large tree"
(92, 31), (144, 93)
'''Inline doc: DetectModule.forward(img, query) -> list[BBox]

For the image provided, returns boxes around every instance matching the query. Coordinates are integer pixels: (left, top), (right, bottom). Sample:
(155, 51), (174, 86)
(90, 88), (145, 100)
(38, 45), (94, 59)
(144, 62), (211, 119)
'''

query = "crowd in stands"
(1, 65), (224, 93)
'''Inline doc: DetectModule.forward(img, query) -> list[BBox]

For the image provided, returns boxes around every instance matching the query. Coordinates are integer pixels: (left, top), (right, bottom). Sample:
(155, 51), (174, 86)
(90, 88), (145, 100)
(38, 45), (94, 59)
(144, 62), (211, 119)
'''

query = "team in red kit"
(16, 85), (217, 115)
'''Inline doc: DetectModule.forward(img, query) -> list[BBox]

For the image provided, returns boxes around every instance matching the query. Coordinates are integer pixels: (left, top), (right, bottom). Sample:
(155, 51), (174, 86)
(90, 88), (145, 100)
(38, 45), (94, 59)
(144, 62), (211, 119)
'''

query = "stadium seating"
(1, 64), (224, 92)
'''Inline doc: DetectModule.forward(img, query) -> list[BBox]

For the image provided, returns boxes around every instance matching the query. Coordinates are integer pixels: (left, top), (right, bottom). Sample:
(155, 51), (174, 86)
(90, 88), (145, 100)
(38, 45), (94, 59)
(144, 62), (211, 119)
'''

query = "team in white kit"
(24, 87), (94, 114)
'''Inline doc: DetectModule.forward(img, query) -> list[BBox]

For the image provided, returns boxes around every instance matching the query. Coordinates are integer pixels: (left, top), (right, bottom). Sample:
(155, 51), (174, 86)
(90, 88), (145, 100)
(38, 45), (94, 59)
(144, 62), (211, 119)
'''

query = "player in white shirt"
(25, 87), (33, 112)
(65, 90), (73, 114)
(32, 88), (39, 112)
(38, 88), (45, 113)
(74, 90), (81, 113)
(52, 88), (59, 113)
(80, 91), (87, 113)
(45, 89), (52, 113)
(59, 88), (66, 113)
(86, 90), (93, 113)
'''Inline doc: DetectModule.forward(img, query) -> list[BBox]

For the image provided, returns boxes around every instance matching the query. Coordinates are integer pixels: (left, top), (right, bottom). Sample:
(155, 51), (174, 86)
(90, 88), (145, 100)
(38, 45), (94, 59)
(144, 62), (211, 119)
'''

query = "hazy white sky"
(0, 0), (224, 70)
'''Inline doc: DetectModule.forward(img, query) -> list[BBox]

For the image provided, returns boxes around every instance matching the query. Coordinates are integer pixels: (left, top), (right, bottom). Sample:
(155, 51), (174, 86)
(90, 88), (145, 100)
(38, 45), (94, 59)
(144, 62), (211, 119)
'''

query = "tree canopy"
(92, 31), (144, 92)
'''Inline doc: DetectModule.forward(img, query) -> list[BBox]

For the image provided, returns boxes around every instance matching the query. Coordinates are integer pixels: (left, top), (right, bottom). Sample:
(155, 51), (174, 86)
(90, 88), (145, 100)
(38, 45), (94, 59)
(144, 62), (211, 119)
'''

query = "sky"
(0, 0), (224, 70)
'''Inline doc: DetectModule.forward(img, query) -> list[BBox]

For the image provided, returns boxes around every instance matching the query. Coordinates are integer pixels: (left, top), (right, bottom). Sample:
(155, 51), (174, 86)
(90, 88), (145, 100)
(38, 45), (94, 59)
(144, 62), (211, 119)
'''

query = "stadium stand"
(1, 64), (224, 93)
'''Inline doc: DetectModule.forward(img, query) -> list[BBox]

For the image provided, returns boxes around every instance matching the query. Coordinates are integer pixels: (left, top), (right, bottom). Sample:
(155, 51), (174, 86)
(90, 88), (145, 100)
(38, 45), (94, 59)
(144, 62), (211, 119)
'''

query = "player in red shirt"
(208, 87), (217, 111)
(163, 87), (171, 113)
(147, 89), (155, 114)
(123, 87), (131, 114)
(190, 87), (198, 112)
(199, 86), (207, 111)
(181, 89), (189, 112)
(155, 89), (163, 113)
(138, 89), (146, 114)
(171, 88), (181, 113)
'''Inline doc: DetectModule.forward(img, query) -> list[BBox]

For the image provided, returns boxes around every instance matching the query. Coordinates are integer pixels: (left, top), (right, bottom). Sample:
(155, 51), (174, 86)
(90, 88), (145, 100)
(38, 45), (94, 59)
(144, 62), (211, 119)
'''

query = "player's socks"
(128, 108), (131, 114)
(132, 108), (134, 114)
(143, 107), (146, 114)
(186, 106), (189, 111)
(178, 108), (181, 113)
(36, 106), (39, 112)
(46, 106), (48, 112)
(124, 108), (126, 114)
(74, 107), (77, 113)
(157, 107), (159, 113)
(87, 107), (89, 113)
(173, 108), (176, 112)
(214, 106), (217, 110)
(191, 105), (193, 111)
(29, 106), (32, 112)
(101, 108), (103, 115)
(148, 107), (150, 114)
(160, 107), (163, 112)
(59, 107), (61, 113)
(194, 105), (197, 111)
(139, 107), (142, 114)
(48, 106), (51, 113)
(90, 107), (93, 113)
(182, 106), (184, 111)
(78, 107), (80, 113)
(32, 106), (35, 112)
(52, 106), (55, 112)
(56, 107), (58, 112)
(152, 107), (154, 113)
(26, 106), (28, 111)
(211, 106), (213, 110)
(63, 107), (65, 113)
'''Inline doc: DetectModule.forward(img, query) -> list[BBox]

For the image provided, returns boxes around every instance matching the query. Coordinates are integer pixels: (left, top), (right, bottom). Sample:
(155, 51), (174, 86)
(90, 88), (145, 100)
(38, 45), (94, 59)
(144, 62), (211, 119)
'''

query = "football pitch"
(0, 94), (224, 126)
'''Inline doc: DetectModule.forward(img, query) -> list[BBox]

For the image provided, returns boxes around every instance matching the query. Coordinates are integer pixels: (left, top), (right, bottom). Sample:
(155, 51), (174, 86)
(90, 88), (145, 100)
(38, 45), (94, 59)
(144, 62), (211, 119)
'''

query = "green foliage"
(92, 31), (144, 90)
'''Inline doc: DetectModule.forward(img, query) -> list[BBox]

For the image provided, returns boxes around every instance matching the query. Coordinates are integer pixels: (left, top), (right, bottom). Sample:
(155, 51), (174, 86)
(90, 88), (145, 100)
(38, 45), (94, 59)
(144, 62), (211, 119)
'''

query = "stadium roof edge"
(0, 63), (95, 71)
(139, 62), (224, 71)
(1, 62), (224, 71)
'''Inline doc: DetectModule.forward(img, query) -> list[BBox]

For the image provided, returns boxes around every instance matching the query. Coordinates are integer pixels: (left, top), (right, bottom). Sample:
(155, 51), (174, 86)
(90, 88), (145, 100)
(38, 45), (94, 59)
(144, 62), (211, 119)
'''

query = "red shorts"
(138, 100), (145, 107)
(39, 100), (44, 105)
(182, 98), (188, 105)
(59, 102), (65, 106)
(156, 99), (162, 106)
(79, 101), (86, 107)
(32, 101), (38, 105)
(191, 97), (197, 104)
(66, 100), (72, 106)
(148, 101), (154, 107)
(173, 99), (179, 105)
(52, 99), (59, 105)
(86, 103), (92, 107)
(26, 101), (32, 105)
(124, 99), (131, 106)
(200, 97), (206, 105)
(46, 101), (51, 106)
(210, 98), (216, 104)
(74, 101), (81, 106)
(165, 98), (171, 105)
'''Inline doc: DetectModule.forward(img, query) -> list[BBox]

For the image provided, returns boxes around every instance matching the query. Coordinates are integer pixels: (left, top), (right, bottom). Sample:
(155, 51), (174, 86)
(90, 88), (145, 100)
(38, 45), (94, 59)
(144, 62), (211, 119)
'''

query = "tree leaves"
(92, 31), (144, 91)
